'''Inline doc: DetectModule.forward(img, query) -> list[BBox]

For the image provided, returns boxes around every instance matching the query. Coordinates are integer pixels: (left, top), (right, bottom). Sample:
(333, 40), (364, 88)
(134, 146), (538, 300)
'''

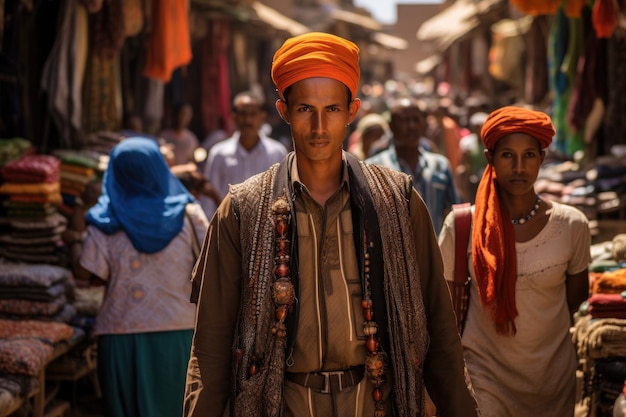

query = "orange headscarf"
(271, 32), (360, 101)
(472, 106), (555, 335)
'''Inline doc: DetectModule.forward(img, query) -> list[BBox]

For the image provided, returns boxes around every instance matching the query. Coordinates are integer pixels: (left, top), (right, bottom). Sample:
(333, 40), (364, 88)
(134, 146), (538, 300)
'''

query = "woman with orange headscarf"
(438, 106), (591, 417)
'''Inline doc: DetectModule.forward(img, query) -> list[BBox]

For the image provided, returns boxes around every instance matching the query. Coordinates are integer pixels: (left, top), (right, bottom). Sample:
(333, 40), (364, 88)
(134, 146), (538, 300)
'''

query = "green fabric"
(98, 330), (193, 417)
(0, 138), (32, 166)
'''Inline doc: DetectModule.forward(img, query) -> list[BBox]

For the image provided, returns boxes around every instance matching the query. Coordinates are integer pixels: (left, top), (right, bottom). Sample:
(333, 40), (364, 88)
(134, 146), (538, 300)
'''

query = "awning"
(329, 8), (382, 31)
(251, 1), (310, 36)
(415, 54), (442, 75)
(371, 32), (408, 51)
(417, 0), (502, 50)
(491, 15), (533, 38)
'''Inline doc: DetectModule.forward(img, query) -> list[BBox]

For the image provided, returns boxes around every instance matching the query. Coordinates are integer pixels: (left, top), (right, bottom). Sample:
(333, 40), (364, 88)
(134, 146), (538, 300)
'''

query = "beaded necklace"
(270, 198), (294, 345)
(511, 195), (541, 225)
(270, 196), (387, 415)
(362, 234), (387, 416)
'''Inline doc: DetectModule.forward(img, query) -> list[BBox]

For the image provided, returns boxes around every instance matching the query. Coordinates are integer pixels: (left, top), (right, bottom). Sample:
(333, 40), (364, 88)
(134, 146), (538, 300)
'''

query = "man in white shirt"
(200, 91), (288, 218)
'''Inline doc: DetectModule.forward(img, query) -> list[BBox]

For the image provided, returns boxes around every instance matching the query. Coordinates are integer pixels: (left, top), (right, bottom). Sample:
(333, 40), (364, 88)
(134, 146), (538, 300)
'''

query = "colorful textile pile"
(0, 138), (33, 166)
(82, 131), (125, 155)
(587, 266), (626, 319)
(0, 154), (67, 265)
(0, 318), (82, 410)
(52, 149), (105, 211)
(0, 262), (96, 415)
(573, 235), (626, 414)
(0, 263), (76, 323)
(535, 151), (626, 239)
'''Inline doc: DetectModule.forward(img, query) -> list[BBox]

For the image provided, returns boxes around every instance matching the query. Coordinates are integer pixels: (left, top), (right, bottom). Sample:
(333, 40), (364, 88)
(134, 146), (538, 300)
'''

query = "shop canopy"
(417, 0), (503, 50)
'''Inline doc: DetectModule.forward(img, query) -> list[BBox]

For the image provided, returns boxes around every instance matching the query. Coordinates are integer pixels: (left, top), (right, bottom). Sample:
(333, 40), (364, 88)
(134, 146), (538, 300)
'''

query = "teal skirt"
(97, 330), (193, 417)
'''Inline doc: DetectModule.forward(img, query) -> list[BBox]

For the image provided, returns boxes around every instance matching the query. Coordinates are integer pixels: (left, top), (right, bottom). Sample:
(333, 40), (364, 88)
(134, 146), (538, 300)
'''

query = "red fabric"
(1, 155), (61, 183)
(271, 32), (360, 100)
(593, 0), (617, 38)
(588, 293), (626, 319)
(472, 106), (555, 335)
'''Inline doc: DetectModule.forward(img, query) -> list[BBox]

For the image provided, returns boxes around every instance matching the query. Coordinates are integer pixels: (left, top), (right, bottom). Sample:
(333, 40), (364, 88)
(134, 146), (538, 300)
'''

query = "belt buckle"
(320, 371), (344, 394)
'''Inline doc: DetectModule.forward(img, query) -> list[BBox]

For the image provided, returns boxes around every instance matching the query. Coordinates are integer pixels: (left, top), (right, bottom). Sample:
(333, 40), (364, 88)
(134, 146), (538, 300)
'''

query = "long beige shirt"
(439, 202), (591, 417)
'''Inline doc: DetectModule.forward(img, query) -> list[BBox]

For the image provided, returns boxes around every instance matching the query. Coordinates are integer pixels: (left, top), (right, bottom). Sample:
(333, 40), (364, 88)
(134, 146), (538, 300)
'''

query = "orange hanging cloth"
(144, 0), (192, 82)
(564, 0), (587, 17)
(510, 0), (561, 16)
(593, 0), (618, 38)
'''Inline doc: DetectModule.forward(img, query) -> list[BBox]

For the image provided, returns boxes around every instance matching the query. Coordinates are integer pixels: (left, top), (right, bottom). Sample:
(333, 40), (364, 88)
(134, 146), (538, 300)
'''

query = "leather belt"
(285, 366), (364, 394)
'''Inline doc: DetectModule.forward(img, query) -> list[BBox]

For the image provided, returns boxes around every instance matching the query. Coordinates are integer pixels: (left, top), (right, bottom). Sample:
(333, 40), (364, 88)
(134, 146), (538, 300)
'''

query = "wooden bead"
(276, 219), (288, 235)
(372, 387), (383, 402)
(275, 249), (289, 262)
(275, 263), (290, 278)
(249, 363), (258, 376)
(366, 334), (379, 352)
(275, 305), (288, 321)
(364, 308), (374, 321)
(363, 321), (378, 336)
(361, 299), (373, 309)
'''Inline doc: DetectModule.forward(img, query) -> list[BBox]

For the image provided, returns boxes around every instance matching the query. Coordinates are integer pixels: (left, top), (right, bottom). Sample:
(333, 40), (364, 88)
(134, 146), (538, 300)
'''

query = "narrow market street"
(2, 1), (626, 417)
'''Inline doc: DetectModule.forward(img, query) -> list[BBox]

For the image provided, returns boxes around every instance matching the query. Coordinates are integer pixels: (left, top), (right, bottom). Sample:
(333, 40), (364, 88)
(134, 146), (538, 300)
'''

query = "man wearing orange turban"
(438, 105), (591, 416)
(185, 31), (479, 417)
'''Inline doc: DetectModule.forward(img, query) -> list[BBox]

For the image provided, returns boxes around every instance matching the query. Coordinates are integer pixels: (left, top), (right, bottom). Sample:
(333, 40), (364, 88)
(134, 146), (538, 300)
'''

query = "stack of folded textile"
(0, 263), (76, 324)
(574, 236), (626, 416)
(52, 149), (105, 212)
(82, 130), (125, 155)
(0, 154), (66, 265)
(588, 268), (626, 319)
(0, 138), (33, 166)
(537, 148), (626, 239)
(0, 318), (82, 416)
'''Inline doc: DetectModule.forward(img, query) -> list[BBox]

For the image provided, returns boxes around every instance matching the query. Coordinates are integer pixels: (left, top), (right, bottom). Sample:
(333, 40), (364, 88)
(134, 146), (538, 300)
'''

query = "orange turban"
(481, 106), (555, 150)
(271, 32), (360, 101)
(472, 106), (554, 335)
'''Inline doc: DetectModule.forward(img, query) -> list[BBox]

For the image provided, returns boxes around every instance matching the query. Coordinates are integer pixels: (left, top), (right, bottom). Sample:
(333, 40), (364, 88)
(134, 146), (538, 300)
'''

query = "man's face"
(390, 104), (426, 148)
(277, 77), (360, 164)
(233, 100), (266, 136)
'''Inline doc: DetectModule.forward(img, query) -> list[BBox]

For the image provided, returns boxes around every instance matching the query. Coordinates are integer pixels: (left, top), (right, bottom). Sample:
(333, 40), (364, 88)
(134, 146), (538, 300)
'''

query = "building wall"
(393, 3), (445, 80)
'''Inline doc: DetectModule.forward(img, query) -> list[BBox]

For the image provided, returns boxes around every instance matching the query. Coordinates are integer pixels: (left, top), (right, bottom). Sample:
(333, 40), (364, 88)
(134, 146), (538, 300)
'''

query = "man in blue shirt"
(367, 97), (460, 234)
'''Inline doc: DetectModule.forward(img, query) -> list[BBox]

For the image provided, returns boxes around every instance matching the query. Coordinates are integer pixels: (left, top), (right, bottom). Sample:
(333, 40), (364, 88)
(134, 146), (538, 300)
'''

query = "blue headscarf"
(86, 137), (195, 254)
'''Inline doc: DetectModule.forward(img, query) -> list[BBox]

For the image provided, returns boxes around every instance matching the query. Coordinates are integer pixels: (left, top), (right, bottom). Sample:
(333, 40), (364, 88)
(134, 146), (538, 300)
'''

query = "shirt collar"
(290, 152), (350, 194)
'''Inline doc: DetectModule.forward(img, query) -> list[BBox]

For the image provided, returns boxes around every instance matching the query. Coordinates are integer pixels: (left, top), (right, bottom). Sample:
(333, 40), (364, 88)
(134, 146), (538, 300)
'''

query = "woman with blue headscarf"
(73, 137), (209, 417)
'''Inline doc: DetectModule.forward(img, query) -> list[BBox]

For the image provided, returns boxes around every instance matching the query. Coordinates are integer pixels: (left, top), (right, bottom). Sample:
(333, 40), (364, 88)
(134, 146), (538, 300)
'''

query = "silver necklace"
(511, 195), (541, 225)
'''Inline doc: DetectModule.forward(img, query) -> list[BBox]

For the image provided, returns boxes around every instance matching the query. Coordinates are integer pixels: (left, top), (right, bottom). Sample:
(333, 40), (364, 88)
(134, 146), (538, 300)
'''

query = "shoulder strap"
(185, 204), (201, 258)
(452, 202), (472, 285)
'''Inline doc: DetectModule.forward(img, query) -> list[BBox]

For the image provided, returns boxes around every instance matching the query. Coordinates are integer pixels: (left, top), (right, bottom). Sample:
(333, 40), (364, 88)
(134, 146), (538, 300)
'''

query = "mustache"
(308, 134), (330, 140)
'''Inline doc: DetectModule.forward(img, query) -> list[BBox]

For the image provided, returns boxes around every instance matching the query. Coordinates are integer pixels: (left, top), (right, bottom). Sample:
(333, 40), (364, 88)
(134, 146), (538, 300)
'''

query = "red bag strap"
(452, 203), (472, 285)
